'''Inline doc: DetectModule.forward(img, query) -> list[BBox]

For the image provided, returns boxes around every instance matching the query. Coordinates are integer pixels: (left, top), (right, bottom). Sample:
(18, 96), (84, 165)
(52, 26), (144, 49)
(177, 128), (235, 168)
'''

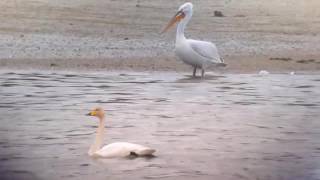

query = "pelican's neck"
(88, 117), (105, 156)
(176, 22), (186, 42)
(176, 11), (192, 44)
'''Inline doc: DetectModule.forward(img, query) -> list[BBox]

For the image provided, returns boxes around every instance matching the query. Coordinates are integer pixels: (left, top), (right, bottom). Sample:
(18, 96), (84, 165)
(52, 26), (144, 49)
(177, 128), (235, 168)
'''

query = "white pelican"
(86, 107), (155, 158)
(161, 2), (225, 77)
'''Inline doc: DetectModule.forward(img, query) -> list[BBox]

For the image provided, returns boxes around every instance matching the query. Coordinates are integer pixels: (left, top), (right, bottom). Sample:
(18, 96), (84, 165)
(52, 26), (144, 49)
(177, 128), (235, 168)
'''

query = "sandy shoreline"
(0, 0), (319, 73)
(1, 55), (320, 74)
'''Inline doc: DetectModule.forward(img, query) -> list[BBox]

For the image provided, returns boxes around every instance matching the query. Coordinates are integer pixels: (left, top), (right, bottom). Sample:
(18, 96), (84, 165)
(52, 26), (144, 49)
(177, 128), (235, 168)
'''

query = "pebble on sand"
(214, 10), (224, 17)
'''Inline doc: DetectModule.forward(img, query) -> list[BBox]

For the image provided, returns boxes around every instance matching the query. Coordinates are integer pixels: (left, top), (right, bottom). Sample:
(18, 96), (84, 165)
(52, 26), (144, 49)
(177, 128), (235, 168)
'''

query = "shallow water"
(0, 71), (320, 180)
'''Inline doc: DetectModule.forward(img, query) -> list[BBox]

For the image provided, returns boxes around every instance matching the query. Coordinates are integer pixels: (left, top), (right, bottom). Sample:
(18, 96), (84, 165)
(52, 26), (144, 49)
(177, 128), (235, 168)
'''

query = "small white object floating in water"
(289, 71), (295, 75)
(258, 70), (270, 75)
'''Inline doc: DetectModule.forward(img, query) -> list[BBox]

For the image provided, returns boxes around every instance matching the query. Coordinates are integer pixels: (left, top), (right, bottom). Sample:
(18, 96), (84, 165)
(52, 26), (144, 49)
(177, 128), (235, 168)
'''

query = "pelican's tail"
(217, 57), (227, 67)
(209, 57), (227, 68)
(220, 57), (225, 63)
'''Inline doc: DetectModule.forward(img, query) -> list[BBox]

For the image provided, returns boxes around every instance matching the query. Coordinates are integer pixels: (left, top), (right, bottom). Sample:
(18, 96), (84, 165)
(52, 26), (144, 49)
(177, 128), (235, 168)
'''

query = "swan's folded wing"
(95, 142), (131, 158)
(95, 142), (155, 158)
(189, 40), (222, 64)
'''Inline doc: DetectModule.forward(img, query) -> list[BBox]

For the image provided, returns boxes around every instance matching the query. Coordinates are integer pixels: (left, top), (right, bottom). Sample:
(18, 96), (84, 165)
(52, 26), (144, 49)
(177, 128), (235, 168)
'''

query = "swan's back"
(94, 142), (155, 158)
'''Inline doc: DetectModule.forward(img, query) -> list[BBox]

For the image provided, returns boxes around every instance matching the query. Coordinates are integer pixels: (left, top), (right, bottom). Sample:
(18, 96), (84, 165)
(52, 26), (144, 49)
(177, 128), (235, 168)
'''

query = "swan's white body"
(163, 2), (225, 77)
(87, 109), (155, 158)
(93, 142), (155, 158)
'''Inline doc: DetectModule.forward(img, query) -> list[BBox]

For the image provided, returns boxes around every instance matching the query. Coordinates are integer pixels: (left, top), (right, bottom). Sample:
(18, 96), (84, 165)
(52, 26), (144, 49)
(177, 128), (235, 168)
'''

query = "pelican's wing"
(189, 40), (223, 64)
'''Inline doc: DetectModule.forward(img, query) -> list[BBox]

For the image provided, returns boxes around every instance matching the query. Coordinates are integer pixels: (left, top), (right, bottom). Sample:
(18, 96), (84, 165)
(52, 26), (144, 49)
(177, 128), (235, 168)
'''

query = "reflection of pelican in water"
(161, 2), (226, 78)
(175, 74), (226, 83)
(86, 107), (155, 158)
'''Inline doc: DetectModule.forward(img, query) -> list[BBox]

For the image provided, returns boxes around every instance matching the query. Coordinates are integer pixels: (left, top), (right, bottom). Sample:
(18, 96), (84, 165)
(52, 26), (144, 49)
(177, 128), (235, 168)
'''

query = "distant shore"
(0, 0), (319, 73)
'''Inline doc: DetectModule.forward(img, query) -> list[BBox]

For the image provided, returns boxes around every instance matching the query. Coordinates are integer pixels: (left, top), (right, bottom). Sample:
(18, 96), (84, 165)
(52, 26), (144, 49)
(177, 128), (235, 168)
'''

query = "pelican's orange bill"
(160, 10), (185, 34)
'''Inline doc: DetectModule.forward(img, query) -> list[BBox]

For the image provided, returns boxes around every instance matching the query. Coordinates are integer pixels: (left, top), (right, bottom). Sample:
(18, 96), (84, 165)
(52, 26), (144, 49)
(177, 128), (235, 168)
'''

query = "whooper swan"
(86, 107), (156, 158)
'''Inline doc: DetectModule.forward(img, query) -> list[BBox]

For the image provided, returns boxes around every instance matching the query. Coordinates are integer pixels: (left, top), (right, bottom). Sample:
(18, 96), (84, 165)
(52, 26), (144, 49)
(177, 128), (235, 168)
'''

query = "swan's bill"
(86, 107), (105, 118)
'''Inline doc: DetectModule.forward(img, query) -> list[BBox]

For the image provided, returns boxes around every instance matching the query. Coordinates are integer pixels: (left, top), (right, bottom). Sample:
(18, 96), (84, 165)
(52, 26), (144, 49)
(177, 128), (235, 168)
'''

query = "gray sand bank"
(0, 0), (320, 72)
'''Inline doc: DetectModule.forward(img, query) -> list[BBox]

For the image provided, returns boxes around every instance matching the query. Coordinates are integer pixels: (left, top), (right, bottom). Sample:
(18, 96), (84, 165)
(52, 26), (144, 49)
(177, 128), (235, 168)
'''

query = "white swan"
(86, 107), (156, 158)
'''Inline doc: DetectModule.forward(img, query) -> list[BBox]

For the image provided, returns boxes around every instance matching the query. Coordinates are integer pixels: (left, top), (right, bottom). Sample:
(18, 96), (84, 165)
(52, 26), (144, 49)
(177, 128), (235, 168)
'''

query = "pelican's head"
(178, 2), (193, 14)
(86, 107), (105, 119)
(161, 2), (193, 34)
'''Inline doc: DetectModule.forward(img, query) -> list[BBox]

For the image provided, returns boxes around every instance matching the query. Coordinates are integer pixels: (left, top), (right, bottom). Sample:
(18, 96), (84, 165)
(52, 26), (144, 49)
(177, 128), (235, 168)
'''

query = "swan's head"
(161, 2), (193, 34)
(86, 107), (105, 119)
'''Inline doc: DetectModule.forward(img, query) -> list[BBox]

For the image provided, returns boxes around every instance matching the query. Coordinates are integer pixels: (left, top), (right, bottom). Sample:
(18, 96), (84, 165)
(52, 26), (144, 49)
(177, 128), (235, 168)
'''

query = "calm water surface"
(0, 71), (320, 180)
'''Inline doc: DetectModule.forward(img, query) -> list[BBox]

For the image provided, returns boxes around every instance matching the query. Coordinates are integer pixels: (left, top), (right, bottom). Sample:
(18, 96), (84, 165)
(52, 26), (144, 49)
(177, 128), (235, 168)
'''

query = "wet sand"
(2, 56), (320, 74)
(0, 70), (320, 180)
(0, 0), (320, 72)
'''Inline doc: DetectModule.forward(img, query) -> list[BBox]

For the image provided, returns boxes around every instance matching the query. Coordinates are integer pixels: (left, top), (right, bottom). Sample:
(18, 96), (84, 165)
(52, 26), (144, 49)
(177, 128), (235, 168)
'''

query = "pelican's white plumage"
(86, 107), (155, 158)
(162, 2), (225, 77)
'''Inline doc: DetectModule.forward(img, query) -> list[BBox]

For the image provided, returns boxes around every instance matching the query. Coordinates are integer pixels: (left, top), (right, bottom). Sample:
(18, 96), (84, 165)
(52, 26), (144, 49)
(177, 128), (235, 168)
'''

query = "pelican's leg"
(201, 69), (205, 78)
(193, 66), (197, 77)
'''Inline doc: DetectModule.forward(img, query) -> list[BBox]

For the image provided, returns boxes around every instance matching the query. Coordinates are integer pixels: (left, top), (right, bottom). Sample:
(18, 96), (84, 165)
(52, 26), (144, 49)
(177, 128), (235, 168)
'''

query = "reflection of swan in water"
(86, 107), (155, 158)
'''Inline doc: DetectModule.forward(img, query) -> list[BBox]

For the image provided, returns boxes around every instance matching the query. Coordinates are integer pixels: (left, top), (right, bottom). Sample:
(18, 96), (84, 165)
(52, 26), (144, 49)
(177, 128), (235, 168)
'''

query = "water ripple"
(0, 71), (319, 180)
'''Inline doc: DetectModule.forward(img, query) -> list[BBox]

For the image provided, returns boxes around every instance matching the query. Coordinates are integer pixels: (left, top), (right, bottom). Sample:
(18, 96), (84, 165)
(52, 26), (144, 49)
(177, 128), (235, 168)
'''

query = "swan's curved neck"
(176, 11), (192, 43)
(88, 117), (105, 156)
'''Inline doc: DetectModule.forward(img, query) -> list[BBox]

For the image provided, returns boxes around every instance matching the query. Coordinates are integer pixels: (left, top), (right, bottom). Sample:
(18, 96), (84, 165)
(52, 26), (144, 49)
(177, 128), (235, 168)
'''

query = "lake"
(0, 71), (319, 180)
